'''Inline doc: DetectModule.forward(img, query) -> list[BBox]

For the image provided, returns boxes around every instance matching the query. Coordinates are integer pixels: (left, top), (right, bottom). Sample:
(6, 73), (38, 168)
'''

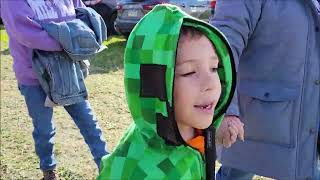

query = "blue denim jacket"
(32, 50), (88, 106)
(41, 7), (107, 62)
(76, 7), (107, 47)
(32, 7), (107, 106)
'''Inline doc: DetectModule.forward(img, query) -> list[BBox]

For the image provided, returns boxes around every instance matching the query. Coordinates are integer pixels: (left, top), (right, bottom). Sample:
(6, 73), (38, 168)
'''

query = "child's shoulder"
(99, 129), (204, 179)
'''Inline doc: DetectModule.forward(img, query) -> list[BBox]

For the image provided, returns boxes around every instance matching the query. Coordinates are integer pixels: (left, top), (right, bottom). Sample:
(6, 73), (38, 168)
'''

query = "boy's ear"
(140, 64), (167, 101)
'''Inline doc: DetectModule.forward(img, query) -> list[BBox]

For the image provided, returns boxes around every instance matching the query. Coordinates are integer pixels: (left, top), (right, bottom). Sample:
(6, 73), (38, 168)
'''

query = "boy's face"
(174, 35), (221, 140)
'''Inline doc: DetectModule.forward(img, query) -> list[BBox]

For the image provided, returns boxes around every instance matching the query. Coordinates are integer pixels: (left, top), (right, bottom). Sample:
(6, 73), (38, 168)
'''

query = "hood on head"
(124, 4), (236, 146)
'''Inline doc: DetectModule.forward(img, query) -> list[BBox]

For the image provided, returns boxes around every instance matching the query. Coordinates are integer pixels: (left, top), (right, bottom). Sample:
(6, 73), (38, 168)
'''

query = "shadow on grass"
(89, 36), (127, 74)
(1, 48), (10, 55)
(57, 167), (88, 180)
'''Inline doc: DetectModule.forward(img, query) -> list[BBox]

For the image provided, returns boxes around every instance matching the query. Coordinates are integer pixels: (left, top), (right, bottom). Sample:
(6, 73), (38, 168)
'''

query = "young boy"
(98, 4), (243, 180)
(1, 0), (108, 179)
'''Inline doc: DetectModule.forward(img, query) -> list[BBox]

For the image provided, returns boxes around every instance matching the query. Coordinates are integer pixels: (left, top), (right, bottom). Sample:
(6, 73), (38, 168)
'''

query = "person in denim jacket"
(0, 0), (108, 179)
(210, 0), (320, 180)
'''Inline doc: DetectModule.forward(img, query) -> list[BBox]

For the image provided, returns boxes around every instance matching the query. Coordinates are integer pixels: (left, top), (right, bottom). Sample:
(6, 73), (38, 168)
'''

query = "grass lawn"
(0, 26), (272, 180)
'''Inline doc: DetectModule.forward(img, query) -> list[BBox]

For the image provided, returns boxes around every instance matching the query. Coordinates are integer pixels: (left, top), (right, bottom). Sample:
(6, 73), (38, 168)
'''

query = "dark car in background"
(83, 0), (118, 36)
(115, 0), (216, 36)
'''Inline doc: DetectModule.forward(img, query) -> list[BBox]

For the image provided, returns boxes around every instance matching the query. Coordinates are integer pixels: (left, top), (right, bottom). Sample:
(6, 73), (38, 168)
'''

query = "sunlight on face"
(174, 34), (221, 141)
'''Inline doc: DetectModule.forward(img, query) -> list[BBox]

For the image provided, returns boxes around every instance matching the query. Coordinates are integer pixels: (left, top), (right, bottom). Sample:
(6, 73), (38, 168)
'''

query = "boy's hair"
(179, 26), (204, 42)
(179, 25), (217, 52)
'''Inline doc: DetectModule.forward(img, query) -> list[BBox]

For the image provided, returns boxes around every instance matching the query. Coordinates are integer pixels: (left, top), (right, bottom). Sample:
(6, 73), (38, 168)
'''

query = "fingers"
(222, 124), (236, 148)
(237, 122), (245, 141)
(229, 119), (245, 141)
(222, 134), (232, 148)
(219, 124), (231, 148)
(228, 122), (238, 143)
(217, 115), (245, 148)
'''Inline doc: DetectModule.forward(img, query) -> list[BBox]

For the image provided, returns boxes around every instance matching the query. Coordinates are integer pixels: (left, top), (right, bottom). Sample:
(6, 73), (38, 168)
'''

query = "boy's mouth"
(194, 102), (214, 113)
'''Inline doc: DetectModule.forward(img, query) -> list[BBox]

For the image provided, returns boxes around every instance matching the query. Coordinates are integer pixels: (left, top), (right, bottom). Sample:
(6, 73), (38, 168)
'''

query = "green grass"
(0, 26), (9, 43)
(0, 28), (273, 179)
(89, 36), (127, 74)
(1, 26), (9, 53)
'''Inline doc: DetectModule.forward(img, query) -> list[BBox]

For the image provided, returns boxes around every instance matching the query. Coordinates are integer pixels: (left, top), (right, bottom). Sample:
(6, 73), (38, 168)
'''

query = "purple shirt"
(0, 0), (85, 85)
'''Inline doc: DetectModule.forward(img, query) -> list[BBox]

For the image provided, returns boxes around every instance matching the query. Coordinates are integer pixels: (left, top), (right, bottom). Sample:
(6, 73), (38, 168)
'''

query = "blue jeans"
(216, 166), (254, 180)
(18, 84), (108, 171)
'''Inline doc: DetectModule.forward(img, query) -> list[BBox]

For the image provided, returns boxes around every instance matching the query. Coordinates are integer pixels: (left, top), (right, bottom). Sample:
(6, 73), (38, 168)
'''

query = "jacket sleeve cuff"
(225, 104), (240, 117)
(225, 90), (240, 117)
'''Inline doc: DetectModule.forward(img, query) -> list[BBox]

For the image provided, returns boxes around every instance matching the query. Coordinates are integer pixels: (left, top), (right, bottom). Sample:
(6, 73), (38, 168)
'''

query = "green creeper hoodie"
(98, 4), (236, 180)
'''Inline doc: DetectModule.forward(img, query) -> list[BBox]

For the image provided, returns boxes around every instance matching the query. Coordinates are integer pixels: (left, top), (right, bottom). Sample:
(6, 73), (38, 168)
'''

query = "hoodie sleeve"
(210, 0), (264, 116)
(0, 0), (62, 51)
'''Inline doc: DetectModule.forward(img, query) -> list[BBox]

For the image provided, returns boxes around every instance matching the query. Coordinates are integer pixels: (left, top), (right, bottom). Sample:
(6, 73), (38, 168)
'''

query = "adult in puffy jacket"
(210, 0), (320, 179)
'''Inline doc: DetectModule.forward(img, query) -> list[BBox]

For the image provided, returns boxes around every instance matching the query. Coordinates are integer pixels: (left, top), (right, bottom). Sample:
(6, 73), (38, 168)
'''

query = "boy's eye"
(181, 71), (195, 77)
(211, 67), (218, 72)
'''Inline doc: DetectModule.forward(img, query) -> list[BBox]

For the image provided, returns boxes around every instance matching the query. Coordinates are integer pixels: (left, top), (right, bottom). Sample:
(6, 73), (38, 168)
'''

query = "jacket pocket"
(238, 80), (301, 148)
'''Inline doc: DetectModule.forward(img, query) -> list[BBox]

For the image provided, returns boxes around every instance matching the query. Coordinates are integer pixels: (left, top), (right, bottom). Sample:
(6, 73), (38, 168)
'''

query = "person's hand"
(216, 115), (244, 148)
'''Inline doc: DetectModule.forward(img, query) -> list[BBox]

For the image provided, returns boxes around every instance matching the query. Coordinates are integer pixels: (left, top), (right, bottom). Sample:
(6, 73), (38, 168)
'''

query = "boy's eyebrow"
(176, 56), (219, 66)
(176, 59), (196, 66)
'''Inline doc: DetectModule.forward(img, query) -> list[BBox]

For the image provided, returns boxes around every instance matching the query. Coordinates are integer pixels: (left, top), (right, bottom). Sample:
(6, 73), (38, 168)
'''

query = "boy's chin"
(195, 121), (213, 130)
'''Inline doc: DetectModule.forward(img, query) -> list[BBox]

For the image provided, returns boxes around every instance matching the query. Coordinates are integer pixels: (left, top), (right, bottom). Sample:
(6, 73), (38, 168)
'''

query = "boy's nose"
(200, 73), (217, 92)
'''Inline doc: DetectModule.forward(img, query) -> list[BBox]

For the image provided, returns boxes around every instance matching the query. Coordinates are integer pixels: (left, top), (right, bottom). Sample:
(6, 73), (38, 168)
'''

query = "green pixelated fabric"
(98, 4), (236, 180)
